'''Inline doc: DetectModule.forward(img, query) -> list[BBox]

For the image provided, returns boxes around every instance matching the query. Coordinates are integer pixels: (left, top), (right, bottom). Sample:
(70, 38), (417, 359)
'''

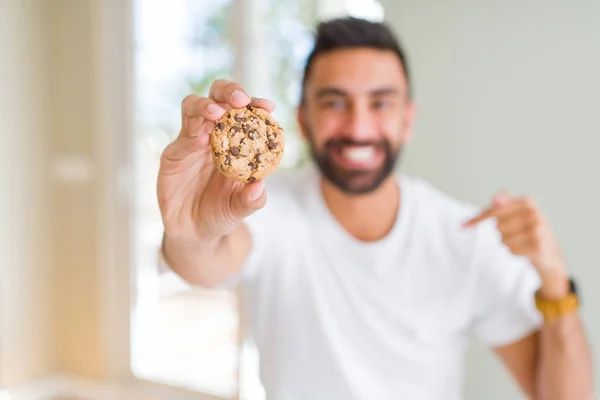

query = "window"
(130, 0), (384, 398)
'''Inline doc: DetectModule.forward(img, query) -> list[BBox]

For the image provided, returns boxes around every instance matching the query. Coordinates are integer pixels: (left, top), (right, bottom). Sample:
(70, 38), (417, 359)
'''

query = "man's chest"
(248, 238), (476, 355)
(245, 244), (472, 399)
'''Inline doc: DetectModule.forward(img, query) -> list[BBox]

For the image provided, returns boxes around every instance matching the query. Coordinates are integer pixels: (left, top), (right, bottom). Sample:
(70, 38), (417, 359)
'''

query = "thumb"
(492, 191), (512, 209)
(230, 181), (267, 219)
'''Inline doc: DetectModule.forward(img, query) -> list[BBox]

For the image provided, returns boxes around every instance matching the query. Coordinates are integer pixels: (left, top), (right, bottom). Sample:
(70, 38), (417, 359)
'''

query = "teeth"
(342, 146), (375, 162)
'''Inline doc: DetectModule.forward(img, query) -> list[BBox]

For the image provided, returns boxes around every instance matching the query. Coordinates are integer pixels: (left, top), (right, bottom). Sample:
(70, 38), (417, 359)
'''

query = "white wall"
(382, 1), (600, 398)
(0, 0), (55, 386)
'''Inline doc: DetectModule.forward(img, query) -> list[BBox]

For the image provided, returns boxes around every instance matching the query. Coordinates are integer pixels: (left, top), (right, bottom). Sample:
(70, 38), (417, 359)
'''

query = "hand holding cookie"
(157, 80), (278, 244)
(211, 105), (284, 183)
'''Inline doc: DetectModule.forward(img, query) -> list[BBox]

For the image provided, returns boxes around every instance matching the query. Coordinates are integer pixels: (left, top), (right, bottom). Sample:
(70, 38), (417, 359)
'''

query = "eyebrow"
(314, 87), (401, 99)
(370, 88), (400, 97)
(314, 87), (348, 99)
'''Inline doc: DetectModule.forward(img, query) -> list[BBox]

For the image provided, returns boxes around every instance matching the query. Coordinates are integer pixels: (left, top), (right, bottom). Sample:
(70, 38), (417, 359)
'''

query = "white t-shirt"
(225, 164), (542, 400)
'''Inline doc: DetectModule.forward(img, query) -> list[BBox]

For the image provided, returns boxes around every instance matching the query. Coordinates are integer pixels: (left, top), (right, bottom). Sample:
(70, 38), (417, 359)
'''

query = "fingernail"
(207, 104), (223, 115)
(231, 90), (248, 104)
(248, 182), (264, 200)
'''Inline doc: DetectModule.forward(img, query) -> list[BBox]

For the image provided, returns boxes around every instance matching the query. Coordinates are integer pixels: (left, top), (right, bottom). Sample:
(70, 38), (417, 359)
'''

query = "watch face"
(569, 278), (580, 302)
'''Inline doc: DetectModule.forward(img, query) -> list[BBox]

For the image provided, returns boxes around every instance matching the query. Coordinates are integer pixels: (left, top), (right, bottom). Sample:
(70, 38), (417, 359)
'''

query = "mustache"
(324, 138), (389, 150)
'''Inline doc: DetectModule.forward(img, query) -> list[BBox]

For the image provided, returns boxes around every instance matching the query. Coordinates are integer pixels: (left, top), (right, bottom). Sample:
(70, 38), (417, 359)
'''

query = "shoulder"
(403, 174), (481, 238)
(409, 175), (536, 274)
(406, 176), (540, 307)
(404, 175), (478, 218)
(402, 175), (512, 271)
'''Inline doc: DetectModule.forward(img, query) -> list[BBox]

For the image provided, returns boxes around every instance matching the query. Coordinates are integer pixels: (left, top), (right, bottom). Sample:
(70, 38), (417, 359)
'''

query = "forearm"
(162, 225), (251, 287)
(535, 312), (594, 400)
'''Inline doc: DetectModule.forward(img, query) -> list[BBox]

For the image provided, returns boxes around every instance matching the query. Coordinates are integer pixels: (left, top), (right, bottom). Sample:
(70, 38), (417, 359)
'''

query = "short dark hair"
(300, 17), (412, 104)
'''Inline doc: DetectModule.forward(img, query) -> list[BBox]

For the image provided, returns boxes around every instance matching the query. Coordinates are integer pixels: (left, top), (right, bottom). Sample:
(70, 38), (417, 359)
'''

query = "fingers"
(462, 193), (545, 248)
(182, 95), (275, 121)
(492, 191), (512, 208)
(161, 137), (210, 167)
(497, 208), (539, 237)
(229, 181), (267, 219)
(462, 196), (528, 227)
(462, 192), (560, 269)
(209, 79), (252, 108)
(169, 83), (277, 163)
(181, 92), (276, 134)
(208, 80), (278, 111)
(172, 94), (228, 161)
(462, 208), (496, 227)
(502, 231), (534, 256)
(178, 96), (224, 161)
(251, 97), (277, 112)
(181, 95), (226, 126)
(163, 119), (214, 162)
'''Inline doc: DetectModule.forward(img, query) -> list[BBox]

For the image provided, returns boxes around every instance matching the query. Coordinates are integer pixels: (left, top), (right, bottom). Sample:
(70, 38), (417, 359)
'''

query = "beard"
(305, 128), (401, 195)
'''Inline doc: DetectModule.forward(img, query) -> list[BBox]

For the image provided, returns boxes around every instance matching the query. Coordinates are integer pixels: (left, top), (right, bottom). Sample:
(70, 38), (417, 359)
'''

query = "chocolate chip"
(254, 154), (262, 163)
(229, 146), (241, 156)
(215, 122), (225, 131)
(231, 125), (242, 133)
(267, 141), (278, 150)
(265, 119), (272, 125)
(214, 152), (221, 158)
(246, 105), (253, 111)
(243, 124), (251, 134)
(224, 155), (232, 166)
(247, 176), (257, 183)
(248, 130), (259, 140)
(267, 134), (275, 141)
(234, 115), (245, 123)
(248, 161), (257, 170)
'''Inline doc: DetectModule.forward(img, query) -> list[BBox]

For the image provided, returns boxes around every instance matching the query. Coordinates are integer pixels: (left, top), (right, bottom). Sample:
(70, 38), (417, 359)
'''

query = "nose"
(345, 101), (377, 142)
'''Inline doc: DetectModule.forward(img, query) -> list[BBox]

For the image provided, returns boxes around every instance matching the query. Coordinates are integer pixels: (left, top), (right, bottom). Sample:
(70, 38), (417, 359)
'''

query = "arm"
(466, 194), (594, 399)
(162, 224), (252, 288)
(495, 306), (593, 400)
(157, 79), (274, 288)
(534, 308), (593, 400)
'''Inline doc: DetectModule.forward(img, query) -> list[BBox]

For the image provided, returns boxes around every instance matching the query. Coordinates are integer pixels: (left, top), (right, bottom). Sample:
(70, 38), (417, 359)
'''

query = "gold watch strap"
(535, 291), (579, 323)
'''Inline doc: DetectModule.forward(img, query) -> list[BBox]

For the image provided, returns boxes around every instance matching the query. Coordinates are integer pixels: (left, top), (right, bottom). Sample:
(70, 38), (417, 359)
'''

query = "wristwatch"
(535, 278), (580, 322)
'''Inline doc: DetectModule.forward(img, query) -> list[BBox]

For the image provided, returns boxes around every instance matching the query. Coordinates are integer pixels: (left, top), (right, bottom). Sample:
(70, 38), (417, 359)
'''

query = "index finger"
(181, 95), (226, 121)
(209, 79), (251, 108)
(462, 199), (525, 227)
(462, 207), (498, 227)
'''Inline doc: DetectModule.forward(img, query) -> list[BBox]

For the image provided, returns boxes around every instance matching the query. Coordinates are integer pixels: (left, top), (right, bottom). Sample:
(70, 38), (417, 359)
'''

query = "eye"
(372, 99), (392, 110)
(321, 99), (346, 110)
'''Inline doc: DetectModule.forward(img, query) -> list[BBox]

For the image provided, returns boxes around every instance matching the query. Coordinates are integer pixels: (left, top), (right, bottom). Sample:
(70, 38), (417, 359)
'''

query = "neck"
(321, 174), (400, 242)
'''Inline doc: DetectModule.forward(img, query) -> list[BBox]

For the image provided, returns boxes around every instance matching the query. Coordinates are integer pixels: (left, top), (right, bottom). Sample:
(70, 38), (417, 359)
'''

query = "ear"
(401, 101), (417, 144)
(297, 105), (308, 141)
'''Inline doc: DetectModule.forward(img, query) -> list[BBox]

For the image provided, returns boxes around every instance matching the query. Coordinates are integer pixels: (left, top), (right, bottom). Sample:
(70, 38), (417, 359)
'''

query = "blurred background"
(0, 0), (598, 399)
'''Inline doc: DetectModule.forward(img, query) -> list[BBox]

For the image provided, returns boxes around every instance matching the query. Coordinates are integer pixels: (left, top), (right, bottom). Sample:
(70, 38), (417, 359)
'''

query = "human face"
(299, 48), (415, 195)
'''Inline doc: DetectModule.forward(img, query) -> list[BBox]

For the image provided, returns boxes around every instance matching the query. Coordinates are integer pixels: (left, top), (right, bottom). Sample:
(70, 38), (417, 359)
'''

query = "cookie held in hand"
(210, 105), (284, 183)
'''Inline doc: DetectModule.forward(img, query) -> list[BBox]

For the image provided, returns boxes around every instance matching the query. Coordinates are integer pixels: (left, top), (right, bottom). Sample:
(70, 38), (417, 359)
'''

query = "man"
(157, 17), (593, 400)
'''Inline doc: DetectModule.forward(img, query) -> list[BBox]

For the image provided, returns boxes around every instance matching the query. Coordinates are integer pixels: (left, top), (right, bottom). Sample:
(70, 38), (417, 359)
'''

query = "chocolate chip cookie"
(210, 105), (284, 183)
